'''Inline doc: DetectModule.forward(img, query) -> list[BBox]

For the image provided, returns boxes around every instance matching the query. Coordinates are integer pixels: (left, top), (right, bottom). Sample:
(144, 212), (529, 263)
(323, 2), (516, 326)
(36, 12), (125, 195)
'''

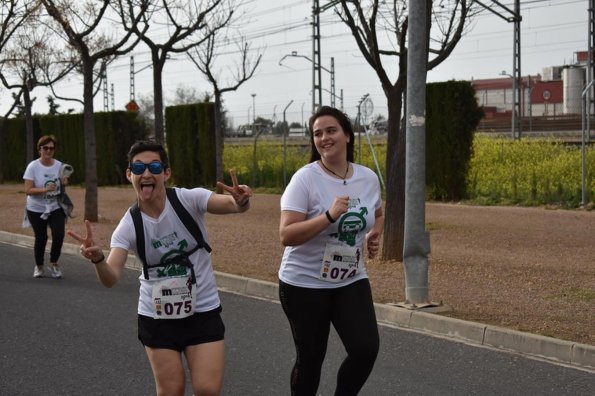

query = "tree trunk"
(83, 59), (98, 222)
(214, 91), (224, 187)
(152, 54), (165, 144)
(382, 87), (406, 262)
(23, 88), (34, 165)
(0, 120), (4, 183)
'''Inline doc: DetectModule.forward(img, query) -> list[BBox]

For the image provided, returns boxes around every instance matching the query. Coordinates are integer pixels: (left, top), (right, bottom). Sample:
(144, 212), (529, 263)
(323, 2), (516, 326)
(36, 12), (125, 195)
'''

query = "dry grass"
(2, 183), (593, 345)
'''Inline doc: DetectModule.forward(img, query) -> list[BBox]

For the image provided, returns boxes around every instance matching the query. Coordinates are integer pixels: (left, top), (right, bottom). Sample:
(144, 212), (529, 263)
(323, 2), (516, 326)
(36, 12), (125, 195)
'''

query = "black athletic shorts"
(138, 306), (225, 352)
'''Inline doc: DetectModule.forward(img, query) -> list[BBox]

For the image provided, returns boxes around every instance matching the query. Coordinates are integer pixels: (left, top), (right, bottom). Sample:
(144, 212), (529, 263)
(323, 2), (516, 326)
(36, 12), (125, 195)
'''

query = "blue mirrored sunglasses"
(129, 161), (164, 175)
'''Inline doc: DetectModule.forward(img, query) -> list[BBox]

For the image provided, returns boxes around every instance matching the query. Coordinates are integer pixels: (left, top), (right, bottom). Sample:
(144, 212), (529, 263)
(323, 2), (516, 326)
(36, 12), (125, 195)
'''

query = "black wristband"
(325, 210), (336, 223)
(91, 253), (105, 264)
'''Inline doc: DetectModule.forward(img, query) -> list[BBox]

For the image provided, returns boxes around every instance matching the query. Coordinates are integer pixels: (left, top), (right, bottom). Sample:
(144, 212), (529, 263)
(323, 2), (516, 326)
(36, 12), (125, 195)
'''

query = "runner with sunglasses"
(68, 140), (252, 395)
(23, 135), (71, 279)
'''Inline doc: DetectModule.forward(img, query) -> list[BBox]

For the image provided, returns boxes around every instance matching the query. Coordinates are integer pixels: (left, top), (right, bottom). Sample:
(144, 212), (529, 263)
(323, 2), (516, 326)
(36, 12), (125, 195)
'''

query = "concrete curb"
(2, 230), (593, 371)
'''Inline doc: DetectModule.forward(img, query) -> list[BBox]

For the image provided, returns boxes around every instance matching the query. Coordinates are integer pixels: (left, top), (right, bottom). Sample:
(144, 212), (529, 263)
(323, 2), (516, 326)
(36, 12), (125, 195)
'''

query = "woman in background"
(23, 135), (69, 279)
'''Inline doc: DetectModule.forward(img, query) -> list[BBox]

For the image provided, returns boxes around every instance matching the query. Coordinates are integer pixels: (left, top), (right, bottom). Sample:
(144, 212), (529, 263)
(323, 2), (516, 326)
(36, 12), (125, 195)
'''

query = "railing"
(478, 115), (594, 133)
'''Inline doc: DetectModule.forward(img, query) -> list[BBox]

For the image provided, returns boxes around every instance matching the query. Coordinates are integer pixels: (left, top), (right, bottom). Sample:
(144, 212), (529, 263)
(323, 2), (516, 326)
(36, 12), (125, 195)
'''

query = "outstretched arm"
(67, 220), (127, 288)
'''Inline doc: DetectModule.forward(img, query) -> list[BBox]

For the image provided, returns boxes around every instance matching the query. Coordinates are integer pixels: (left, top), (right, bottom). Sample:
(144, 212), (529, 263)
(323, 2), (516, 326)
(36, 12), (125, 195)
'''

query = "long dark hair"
(308, 106), (355, 163)
(127, 140), (169, 169)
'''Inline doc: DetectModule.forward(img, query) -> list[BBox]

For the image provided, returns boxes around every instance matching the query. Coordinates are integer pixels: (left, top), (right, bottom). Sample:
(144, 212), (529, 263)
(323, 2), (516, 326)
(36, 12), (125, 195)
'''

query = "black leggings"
(27, 208), (66, 266)
(279, 278), (379, 396)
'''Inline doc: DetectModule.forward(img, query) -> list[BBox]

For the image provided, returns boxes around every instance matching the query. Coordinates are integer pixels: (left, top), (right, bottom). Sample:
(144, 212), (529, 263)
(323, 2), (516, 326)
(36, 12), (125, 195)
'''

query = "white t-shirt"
(111, 187), (220, 317)
(23, 159), (63, 213)
(279, 162), (382, 289)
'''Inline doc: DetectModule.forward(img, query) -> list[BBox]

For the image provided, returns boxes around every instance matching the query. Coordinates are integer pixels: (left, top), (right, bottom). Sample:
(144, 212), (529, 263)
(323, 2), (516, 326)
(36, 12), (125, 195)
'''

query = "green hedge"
(165, 103), (216, 188)
(426, 81), (483, 200)
(1, 111), (146, 185)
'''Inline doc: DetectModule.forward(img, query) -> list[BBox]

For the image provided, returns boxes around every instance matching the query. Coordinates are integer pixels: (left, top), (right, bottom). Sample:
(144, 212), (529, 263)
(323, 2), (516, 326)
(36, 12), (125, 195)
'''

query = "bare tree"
(0, 0), (34, 183)
(42, 0), (148, 222)
(170, 85), (209, 104)
(188, 30), (261, 183)
(0, 14), (76, 164)
(336, 0), (475, 261)
(122, 0), (233, 143)
(0, 0), (32, 54)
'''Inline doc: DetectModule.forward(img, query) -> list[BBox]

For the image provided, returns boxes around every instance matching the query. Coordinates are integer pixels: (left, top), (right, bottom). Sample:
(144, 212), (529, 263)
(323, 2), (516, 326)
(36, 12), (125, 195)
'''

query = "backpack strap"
(166, 188), (212, 253)
(129, 203), (149, 280)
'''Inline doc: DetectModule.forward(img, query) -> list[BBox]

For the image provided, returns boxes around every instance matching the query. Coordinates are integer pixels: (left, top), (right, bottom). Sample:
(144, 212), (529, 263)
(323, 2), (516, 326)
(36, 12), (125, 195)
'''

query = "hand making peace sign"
(216, 169), (253, 207)
(67, 220), (104, 263)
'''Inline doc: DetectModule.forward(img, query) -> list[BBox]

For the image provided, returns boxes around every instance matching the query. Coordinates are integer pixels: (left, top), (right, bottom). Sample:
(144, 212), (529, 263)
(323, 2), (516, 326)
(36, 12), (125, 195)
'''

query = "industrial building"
(471, 50), (592, 134)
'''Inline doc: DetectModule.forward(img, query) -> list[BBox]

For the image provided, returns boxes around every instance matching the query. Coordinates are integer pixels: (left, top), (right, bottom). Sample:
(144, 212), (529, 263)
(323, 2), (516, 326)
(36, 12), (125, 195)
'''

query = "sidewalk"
(2, 229), (594, 372)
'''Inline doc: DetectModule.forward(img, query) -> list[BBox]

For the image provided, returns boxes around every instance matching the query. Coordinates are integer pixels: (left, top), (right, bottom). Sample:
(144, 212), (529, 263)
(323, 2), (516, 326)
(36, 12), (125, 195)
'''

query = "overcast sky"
(1, 0), (590, 127)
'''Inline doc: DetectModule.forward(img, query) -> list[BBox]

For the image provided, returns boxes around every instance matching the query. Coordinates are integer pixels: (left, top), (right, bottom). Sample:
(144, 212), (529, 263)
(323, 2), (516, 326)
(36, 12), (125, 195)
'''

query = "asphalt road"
(1, 242), (593, 395)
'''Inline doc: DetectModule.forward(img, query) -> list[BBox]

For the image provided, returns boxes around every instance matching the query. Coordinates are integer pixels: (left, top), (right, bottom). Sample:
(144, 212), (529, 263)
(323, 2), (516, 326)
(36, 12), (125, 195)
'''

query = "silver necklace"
(320, 160), (349, 185)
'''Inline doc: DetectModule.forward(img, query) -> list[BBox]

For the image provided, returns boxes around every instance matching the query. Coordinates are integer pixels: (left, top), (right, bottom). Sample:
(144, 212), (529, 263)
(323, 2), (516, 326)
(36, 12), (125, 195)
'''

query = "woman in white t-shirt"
(68, 140), (253, 396)
(279, 106), (384, 395)
(23, 135), (69, 279)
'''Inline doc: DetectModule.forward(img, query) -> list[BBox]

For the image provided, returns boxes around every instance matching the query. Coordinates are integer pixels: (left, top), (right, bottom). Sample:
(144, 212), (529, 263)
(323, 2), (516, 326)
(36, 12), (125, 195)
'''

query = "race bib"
(319, 243), (361, 283)
(151, 276), (196, 319)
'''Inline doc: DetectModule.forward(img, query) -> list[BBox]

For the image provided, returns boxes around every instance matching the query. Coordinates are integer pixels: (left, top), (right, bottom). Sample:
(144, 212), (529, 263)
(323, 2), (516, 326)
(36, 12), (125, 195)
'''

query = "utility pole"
(401, 0), (431, 307)
(588, 0), (594, 141)
(110, 83), (115, 111)
(476, 0), (522, 139)
(103, 68), (109, 112)
(311, 0), (340, 114)
(330, 57), (335, 107)
(512, 0), (521, 139)
(280, 52), (337, 110)
(130, 56), (135, 102)
(129, 55), (152, 103)
(312, 0), (322, 114)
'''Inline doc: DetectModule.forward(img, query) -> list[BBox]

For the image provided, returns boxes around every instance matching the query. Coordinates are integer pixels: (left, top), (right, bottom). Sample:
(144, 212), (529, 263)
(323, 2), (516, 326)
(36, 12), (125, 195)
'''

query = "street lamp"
(251, 93), (256, 133)
(357, 94), (370, 163)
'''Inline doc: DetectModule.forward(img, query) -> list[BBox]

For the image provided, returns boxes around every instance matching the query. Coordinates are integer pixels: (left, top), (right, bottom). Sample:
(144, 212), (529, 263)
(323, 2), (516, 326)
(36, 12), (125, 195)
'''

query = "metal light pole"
(283, 100), (294, 188)
(501, 70), (519, 139)
(356, 94), (369, 163)
(251, 93), (256, 132)
(581, 79), (595, 206)
(301, 102), (305, 131)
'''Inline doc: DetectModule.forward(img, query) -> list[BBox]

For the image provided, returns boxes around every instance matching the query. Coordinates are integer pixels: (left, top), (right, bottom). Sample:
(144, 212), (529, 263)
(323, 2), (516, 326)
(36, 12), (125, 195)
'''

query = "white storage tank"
(562, 66), (585, 115)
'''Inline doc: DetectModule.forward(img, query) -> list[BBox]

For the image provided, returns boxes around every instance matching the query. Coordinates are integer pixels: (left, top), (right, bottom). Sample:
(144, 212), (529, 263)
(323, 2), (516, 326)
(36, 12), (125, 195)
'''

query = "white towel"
(40, 204), (52, 220)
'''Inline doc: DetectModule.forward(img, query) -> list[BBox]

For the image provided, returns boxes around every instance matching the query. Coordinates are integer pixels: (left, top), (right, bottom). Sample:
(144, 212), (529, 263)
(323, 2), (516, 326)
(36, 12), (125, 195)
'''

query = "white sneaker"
(33, 265), (44, 278)
(47, 265), (62, 279)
